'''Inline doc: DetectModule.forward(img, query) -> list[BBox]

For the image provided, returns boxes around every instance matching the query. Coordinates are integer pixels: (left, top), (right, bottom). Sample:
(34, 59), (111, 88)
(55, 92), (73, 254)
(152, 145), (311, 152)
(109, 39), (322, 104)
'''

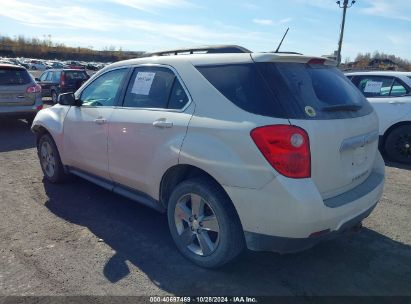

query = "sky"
(0, 0), (410, 61)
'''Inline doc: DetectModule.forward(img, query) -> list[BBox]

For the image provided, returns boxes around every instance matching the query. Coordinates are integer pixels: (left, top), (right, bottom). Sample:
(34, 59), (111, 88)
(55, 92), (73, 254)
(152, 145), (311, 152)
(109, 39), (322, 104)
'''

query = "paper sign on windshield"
(131, 72), (156, 95)
(364, 81), (383, 93)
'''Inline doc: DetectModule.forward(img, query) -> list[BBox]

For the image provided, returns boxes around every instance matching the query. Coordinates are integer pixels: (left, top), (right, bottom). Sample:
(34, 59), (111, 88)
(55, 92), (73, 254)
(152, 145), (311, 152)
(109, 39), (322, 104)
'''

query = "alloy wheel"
(40, 141), (56, 178)
(174, 193), (220, 256)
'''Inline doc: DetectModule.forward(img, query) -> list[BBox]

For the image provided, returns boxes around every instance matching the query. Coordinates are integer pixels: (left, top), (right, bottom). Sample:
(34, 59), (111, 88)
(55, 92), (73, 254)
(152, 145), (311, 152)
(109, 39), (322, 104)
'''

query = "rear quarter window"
(196, 64), (286, 118)
(0, 68), (32, 85)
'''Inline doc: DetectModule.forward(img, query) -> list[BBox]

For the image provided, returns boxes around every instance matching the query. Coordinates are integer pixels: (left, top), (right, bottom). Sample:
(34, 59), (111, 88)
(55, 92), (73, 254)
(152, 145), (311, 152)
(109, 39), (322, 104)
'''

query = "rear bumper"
(224, 152), (385, 253)
(244, 202), (376, 253)
(0, 98), (43, 119)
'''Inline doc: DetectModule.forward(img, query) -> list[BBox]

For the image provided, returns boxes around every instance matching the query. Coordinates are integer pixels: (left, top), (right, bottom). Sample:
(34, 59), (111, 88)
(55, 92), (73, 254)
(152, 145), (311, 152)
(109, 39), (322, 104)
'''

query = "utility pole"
(336, 0), (356, 66)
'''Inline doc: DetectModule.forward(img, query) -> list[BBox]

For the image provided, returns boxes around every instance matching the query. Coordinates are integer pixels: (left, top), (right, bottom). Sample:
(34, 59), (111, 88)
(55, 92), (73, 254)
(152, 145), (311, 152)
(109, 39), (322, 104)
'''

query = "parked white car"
(32, 46), (385, 268)
(28, 60), (48, 70)
(346, 72), (411, 164)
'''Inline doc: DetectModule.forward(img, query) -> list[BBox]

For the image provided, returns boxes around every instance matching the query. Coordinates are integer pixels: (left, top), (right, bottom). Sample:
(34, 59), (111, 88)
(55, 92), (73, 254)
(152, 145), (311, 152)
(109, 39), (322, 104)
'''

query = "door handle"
(94, 117), (107, 125)
(17, 95), (25, 98)
(153, 119), (173, 128)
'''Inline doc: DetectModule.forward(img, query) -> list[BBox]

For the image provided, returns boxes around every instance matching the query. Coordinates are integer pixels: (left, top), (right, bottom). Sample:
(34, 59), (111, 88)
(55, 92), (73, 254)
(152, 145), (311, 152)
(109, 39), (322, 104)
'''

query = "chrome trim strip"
(339, 130), (379, 152)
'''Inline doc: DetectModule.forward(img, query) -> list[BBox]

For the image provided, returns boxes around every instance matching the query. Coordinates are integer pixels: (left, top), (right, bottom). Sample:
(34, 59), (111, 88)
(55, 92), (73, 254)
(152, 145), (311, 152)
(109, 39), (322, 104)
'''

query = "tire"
(26, 116), (35, 126)
(37, 133), (68, 183)
(384, 125), (411, 165)
(51, 90), (58, 104)
(167, 178), (245, 268)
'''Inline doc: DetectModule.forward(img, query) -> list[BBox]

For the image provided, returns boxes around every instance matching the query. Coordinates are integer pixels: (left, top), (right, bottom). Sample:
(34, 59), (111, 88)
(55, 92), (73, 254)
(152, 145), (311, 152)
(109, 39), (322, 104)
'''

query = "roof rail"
(146, 45), (252, 57)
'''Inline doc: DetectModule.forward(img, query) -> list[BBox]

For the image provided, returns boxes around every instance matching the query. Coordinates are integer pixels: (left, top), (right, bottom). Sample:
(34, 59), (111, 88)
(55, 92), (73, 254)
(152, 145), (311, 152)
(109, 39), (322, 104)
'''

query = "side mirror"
(58, 92), (81, 106)
(35, 78), (40, 82)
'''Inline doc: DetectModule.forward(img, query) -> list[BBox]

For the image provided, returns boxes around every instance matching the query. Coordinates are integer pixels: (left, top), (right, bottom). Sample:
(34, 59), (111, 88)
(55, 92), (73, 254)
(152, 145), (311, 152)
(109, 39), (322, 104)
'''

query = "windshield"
(0, 67), (32, 85)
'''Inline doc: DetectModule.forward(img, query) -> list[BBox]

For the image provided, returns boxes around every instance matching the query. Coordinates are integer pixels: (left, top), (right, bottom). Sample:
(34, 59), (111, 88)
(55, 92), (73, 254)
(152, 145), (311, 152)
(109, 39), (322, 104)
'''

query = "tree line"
(344, 51), (411, 71)
(0, 35), (145, 62)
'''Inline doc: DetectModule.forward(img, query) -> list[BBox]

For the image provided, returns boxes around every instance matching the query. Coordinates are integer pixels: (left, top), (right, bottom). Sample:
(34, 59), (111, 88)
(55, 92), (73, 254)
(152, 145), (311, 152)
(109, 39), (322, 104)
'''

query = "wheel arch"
(159, 164), (237, 214)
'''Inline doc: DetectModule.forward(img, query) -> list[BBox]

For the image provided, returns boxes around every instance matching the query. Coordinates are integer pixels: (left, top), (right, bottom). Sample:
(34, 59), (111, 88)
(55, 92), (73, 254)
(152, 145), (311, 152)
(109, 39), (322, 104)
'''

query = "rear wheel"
(384, 125), (411, 165)
(51, 90), (58, 104)
(167, 178), (244, 268)
(37, 133), (68, 183)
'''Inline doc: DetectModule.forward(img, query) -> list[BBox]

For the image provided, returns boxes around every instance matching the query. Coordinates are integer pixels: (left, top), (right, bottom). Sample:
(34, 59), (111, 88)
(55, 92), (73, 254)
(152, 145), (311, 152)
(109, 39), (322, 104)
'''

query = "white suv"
(32, 46), (385, 268)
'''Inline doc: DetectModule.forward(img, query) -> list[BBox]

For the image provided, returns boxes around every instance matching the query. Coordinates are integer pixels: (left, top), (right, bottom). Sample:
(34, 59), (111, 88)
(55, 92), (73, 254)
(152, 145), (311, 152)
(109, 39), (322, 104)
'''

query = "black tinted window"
(123, 66), (188, 109)
(0, 68), (32, 85)
(197, 64), (285, 117)
(197, 63), (372, 119)
(64, 71), (88, 81)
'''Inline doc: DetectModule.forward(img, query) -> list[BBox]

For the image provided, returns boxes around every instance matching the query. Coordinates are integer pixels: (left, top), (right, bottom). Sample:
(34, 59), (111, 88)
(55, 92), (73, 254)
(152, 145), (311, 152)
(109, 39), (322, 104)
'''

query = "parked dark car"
(66, 61), (86, 70)
(36, 69), (89, 103)
(0, 64), (43, 124)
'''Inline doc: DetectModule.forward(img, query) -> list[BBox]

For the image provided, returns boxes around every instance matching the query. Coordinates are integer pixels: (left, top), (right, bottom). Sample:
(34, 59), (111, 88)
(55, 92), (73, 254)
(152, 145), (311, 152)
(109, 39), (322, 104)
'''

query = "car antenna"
(274, 27), (289, 53)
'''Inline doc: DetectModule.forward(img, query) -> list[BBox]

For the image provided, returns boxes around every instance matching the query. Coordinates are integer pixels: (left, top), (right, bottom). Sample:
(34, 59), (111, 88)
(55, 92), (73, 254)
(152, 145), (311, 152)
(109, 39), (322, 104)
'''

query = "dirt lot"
(0, 118), (410, 296)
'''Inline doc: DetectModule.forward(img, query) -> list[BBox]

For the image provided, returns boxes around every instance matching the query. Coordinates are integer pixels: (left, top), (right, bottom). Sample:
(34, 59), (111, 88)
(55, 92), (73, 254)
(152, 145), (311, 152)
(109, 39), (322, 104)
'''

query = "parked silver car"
(0, 64), (43, 124)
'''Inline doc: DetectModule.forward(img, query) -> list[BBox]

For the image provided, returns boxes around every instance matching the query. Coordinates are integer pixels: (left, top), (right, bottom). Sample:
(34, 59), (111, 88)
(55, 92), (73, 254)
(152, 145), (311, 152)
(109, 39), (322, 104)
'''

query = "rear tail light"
(36, 105), (43, 111)
(26, 84), (41, 93)
(60, 72), (65, 88)
(250, 125), (311, 178)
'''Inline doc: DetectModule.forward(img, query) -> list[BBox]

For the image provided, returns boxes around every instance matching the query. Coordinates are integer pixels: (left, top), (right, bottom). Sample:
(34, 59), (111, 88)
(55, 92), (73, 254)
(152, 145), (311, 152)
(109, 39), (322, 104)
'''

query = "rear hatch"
(62, 70), (89, 92)
(196, 54), (379, 199)
(0, 66), (35, 106)
(253, 55), (379, 199)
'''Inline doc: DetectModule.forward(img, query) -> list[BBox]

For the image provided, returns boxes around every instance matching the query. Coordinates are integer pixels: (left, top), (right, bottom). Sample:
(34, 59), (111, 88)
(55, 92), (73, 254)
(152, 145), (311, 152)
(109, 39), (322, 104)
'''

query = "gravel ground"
(0, 118), (410, 296)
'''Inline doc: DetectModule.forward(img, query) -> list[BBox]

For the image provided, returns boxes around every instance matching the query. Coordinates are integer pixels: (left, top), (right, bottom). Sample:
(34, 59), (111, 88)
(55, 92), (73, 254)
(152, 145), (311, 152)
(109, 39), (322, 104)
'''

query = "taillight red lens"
(60, 72), (65, 87)
(26, 84), (41, 93)
(250, 125), (311, 178)
(307, 58), (325, 65)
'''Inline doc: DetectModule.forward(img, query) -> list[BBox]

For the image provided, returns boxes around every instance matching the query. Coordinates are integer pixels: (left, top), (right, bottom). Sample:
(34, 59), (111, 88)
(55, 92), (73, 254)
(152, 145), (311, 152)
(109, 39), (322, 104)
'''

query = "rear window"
(196, 63), (373, 119)
(64, 71), (88, 81)
(0, 67), (32, 85)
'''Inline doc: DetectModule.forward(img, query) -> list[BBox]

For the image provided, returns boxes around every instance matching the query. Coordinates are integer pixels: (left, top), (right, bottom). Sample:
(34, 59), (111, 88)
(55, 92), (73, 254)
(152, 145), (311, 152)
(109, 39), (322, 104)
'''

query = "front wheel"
(384, 125), (411, 165)
(37, 134), (68, 183)
(167, 178), (245, 268)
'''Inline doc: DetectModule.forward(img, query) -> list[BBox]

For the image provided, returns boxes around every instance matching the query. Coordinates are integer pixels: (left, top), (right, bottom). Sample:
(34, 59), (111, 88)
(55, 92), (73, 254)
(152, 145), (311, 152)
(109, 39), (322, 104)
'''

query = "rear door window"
(197, 63), (372, 120)
(122, 66), (189, 109)
(0, 67), (32, 85)
(390, 80), (408, 96)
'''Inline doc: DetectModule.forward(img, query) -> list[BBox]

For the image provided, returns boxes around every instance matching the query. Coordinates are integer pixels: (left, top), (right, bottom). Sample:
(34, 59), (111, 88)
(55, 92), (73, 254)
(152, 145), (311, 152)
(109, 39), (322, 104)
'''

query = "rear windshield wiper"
(321, 104), (362, 112)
